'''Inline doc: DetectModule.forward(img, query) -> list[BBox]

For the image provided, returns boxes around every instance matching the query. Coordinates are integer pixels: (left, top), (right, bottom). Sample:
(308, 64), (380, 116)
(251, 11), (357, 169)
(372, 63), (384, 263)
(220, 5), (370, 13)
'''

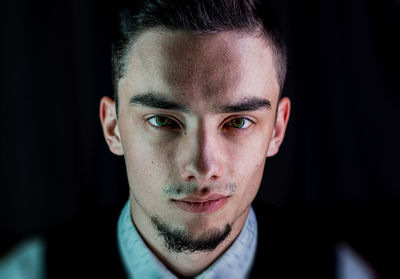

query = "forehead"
(120, 29), (279, 110)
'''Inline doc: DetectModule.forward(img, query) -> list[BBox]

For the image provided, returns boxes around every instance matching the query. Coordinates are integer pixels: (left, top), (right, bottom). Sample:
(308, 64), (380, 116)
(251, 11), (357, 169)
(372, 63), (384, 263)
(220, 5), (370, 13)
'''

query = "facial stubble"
(151, 216), (232, 254)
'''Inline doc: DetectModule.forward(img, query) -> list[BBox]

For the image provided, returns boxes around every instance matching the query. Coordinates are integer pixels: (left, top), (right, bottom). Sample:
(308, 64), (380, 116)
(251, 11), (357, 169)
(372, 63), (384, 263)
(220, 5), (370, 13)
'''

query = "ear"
(267, 97), (291, 157)
(99, 96), (124, 156)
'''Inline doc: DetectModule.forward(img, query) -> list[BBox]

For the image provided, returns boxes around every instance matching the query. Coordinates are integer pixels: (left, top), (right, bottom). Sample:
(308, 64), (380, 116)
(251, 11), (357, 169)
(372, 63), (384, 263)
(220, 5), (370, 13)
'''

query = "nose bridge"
(181, 120), (223, 183)
(197, 126), (214, 169)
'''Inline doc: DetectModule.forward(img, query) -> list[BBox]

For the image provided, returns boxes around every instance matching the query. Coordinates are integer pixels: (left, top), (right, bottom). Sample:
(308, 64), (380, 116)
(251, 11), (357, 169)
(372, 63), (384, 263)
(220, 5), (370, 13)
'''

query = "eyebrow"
(129, 93), (271, 113)
(218, 97), (271, 113)
(129, 93), (189, 112)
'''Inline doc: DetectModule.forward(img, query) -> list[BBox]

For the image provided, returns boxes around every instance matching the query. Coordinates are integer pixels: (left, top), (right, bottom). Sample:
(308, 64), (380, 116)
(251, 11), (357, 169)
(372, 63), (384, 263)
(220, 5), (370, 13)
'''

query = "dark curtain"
(1, 0), (399, 276)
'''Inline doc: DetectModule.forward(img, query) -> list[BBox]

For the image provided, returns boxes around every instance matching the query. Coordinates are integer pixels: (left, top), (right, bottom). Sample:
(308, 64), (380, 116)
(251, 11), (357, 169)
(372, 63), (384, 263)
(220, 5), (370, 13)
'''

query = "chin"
(151, 214), (233, 254)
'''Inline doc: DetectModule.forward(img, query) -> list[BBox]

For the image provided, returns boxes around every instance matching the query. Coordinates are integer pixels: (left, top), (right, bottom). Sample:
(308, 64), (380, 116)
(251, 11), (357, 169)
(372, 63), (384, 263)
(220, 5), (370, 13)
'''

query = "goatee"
(151, 216), (232, 254)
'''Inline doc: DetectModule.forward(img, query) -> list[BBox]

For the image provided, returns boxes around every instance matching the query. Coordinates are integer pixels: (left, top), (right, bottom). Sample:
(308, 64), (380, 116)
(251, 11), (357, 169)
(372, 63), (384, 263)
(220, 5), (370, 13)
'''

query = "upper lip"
(173, 194), (228, 203)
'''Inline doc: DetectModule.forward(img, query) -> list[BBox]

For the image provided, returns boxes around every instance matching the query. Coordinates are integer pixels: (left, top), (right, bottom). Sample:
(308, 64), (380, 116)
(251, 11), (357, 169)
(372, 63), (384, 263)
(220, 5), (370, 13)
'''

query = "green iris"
(155, 116), (170, 126)
(231, 118), (245, 128)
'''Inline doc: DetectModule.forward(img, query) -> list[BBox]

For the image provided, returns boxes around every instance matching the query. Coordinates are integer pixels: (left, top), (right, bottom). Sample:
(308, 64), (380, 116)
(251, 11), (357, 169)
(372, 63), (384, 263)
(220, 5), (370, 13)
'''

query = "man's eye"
(226, 118), (252, 129)
(148, 116), (179, 128)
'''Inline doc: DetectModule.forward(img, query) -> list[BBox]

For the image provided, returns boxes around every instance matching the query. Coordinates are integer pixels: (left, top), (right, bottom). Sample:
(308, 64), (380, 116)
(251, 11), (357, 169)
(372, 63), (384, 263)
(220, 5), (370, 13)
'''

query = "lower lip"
(173, 197), (228, 214)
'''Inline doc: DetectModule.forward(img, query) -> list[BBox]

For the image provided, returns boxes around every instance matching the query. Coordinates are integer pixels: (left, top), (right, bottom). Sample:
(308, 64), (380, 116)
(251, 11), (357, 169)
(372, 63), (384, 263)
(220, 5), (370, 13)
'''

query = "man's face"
(101, 29), (290, 252)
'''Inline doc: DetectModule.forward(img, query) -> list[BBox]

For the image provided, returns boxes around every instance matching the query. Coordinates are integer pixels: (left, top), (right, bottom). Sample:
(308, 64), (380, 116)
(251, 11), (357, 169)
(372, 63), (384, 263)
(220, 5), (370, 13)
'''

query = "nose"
(180, 128), (224, 185)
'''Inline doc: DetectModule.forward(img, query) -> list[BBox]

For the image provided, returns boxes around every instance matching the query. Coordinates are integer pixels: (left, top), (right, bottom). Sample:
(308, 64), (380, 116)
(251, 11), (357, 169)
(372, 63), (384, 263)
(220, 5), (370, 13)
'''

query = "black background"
(1, 0), (399, 276)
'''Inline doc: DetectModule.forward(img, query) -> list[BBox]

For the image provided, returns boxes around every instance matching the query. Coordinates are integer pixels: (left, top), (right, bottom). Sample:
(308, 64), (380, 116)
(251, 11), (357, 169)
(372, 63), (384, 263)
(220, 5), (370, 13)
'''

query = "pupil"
(157, 117), (168, 126)
(233, 119), (243, 127)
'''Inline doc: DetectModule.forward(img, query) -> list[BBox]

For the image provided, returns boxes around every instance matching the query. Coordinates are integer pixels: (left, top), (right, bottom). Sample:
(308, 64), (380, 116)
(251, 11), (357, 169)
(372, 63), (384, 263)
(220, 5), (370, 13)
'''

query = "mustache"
(163, 182), (238, 198)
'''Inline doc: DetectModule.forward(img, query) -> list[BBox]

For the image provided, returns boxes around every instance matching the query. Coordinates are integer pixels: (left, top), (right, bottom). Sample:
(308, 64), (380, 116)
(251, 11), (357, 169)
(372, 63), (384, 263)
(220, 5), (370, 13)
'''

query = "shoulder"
(250, 199), (336, 278)
(45, 201), (127, 279)
(0, 238), (45, 279)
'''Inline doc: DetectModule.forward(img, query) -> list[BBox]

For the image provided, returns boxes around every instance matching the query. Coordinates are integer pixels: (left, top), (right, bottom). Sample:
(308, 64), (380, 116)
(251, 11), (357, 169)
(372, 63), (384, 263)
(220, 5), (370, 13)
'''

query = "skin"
(100, 29), (290, 277)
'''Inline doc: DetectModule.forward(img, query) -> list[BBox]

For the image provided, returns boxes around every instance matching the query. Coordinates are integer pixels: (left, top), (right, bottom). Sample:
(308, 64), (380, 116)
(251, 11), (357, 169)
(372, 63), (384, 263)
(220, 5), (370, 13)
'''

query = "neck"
(130, 201), (250, 277)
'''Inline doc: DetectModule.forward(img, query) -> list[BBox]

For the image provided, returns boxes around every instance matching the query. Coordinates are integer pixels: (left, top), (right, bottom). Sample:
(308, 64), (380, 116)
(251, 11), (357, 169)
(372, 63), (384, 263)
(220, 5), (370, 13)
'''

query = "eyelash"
(147, 115), (254, 130)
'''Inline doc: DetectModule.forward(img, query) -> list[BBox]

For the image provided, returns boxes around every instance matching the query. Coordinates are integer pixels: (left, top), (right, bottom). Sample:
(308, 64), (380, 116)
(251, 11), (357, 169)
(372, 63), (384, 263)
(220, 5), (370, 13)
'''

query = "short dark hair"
(111, 0), (287, 113)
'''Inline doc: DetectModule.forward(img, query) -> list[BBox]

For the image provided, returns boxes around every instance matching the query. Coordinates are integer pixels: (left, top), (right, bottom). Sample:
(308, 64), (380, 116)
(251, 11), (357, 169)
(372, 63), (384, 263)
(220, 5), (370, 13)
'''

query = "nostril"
(185, 175), (195, 181)
(200, 188), (210, 195)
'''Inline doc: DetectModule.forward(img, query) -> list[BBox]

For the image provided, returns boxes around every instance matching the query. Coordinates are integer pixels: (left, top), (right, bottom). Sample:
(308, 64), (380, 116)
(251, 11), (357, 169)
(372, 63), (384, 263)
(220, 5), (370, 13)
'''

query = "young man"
(99, 0), (293, 277)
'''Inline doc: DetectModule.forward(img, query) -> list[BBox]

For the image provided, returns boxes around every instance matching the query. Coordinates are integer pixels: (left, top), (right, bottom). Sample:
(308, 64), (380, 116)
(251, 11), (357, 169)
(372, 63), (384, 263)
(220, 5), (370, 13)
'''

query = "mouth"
(172, 194), (229, 214)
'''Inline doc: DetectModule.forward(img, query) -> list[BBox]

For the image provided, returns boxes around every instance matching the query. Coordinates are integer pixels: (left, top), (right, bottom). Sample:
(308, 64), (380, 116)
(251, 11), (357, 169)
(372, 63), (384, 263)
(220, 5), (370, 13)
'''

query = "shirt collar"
(117, 200), (258, 279)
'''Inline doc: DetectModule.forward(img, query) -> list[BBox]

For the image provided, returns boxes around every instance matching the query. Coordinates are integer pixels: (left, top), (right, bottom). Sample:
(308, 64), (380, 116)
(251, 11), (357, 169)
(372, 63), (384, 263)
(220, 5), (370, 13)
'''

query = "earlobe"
(267, 97), (291, 157)
(99, 96), (124, 156)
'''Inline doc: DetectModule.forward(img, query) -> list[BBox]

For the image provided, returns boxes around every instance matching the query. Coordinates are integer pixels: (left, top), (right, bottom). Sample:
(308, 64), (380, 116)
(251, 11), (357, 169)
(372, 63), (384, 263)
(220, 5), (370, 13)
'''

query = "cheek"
(121, 132), (170, 196)
(122, 135), (185, 206)
(237, 156), (266, 198)
(227, 133), (269, 178)
(226, 134), (269, 200)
